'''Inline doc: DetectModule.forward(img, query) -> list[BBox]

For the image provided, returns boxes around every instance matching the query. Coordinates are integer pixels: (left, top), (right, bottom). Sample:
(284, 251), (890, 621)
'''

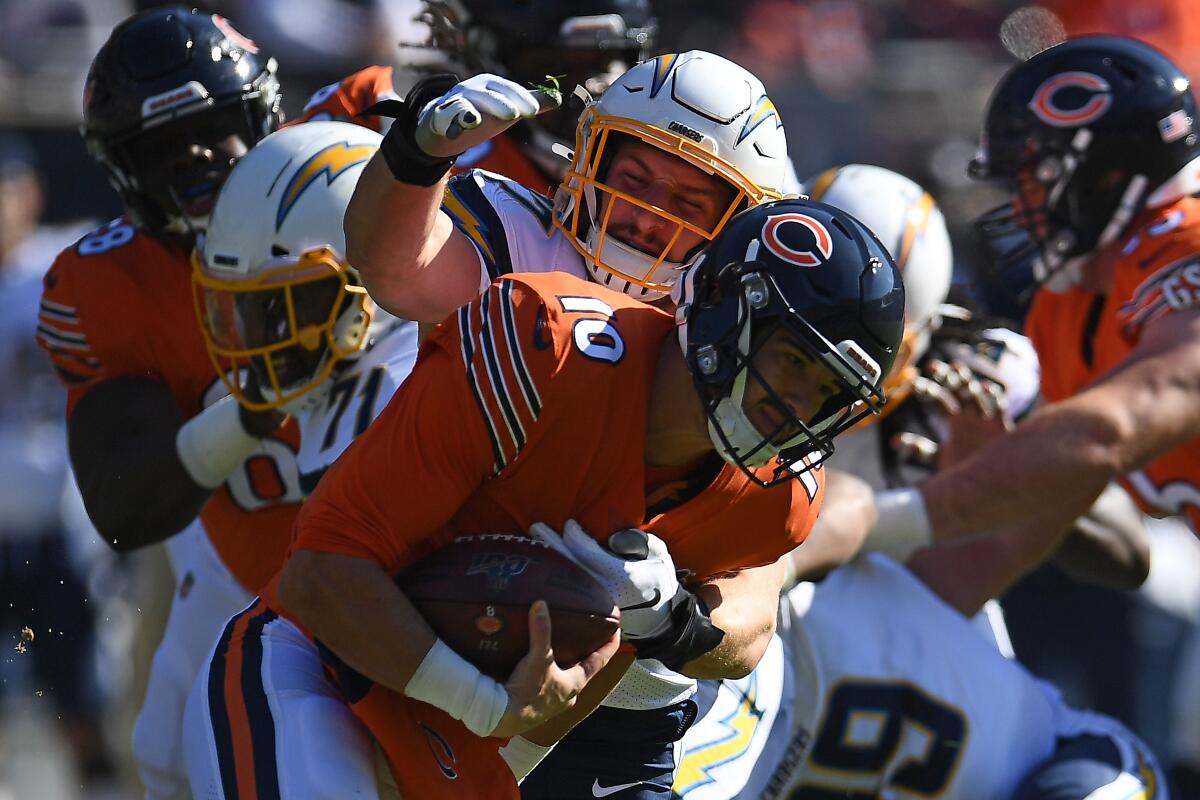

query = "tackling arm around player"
(342, 52), (811, 682)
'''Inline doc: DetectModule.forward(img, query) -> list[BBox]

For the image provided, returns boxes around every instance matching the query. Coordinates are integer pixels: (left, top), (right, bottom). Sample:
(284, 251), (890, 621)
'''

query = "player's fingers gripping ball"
(399, 533), (619, 680)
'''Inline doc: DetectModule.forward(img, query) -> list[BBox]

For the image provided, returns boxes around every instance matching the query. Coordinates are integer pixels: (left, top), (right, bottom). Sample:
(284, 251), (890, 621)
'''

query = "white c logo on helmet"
(761, 213), (833, 268)
(1028, 71), (1112, 127)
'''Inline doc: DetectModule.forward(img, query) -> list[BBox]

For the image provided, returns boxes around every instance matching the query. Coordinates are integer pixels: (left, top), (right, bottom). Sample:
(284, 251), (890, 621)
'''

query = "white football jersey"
(443, 169), (587, 293)
(293, 315), (419, 493)
(675, 554), (1165, 799)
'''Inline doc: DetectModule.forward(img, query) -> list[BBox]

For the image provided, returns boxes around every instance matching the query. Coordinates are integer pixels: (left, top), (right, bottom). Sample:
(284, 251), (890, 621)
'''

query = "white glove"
(529, 520), (679, 641)
(414, 74), (543, 159)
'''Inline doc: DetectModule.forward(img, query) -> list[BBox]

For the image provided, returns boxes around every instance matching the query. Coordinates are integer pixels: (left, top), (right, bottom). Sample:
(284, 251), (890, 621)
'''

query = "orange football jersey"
(288, 65), (397, 131)
(37, 221), (304, 592)
(273, 271), (819, 797)
(37, 219), (303, 592)
(1025, 196), (1200, 531)
(36, 69), (391, 593)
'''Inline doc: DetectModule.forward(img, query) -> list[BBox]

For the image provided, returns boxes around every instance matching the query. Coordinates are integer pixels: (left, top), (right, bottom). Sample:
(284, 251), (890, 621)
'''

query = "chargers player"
(182, 197), (905, 799)
(35, 9), (412, 798)
(674, 550), (1166, 800)
(343, 49), (793, 319)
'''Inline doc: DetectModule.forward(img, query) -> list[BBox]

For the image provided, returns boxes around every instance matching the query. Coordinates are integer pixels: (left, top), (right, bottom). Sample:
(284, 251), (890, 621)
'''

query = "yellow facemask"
(192, 246), (373, 411)
(554, 113), (783, 295)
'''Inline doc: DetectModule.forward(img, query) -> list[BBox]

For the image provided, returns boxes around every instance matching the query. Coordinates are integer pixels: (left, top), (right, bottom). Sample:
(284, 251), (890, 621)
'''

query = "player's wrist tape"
(498, 735), (554, 783)
(175, 395), (262, 489)
(629, 586), (725, 672)
(405, 639), (508, 737)
(366, 74), (460, 187)
(863, 487), (934, 562)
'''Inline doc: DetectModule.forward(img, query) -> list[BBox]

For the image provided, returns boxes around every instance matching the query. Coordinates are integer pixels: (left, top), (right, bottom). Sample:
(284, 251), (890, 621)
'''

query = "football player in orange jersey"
(865, 38), (1200, 563)
(338, 50), (831, 797)
(37, 9), (288, 798)
(35, 8), (413, 799)
(182, 197), (904, 799)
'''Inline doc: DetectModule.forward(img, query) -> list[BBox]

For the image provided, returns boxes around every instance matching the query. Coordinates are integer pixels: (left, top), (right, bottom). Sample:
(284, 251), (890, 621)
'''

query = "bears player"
(339, 50), (833, 796)
(864, 36), (1200, 555)
(182, 197), (905, 799)
(806, 164), (1148, 613)
(35, 9), (412, 799)
(37, 10), (287, 797)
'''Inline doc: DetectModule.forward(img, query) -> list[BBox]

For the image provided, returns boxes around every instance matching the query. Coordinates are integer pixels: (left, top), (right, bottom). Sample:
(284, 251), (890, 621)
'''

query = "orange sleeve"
(294, 277), (563, 571)
(785, 465), (825, 548)
(288, 65), (397, 131)
(36, 223), (156, 415)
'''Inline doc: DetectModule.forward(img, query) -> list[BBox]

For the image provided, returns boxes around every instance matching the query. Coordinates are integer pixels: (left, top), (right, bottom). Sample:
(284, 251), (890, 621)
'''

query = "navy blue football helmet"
(971, 36), (1200, 289)
(674, 197), (905, 485)
(82, 6), (282, 236)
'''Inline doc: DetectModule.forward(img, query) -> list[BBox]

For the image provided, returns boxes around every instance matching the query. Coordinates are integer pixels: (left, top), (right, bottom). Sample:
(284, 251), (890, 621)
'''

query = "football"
(399, 533), (620, 680)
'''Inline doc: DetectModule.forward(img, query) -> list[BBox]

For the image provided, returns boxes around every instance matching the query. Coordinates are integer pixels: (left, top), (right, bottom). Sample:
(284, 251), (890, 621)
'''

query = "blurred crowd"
(1, 1), (1199, 798)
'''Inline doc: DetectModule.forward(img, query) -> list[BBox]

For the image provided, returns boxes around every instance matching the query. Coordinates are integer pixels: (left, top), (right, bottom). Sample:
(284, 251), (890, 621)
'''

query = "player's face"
(236, 276), (342, 390)
(128, 105), (252, 221)
(742, 329), (843, 445)
(602, 139), (735, 263)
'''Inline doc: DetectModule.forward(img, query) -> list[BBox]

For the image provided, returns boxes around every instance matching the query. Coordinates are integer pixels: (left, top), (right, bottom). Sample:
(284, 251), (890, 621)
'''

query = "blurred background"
(1, 1), (1199, 798)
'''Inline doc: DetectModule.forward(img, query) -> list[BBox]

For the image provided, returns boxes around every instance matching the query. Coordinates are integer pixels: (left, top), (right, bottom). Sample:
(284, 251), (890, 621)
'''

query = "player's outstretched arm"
(344, 75), (549, 321)
(875, 308), (1200, 551)
(68, 375), (282, 551)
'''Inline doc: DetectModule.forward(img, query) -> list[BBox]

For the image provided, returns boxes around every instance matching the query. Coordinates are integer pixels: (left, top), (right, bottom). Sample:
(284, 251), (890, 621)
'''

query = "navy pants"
(521, 689), (713, 800)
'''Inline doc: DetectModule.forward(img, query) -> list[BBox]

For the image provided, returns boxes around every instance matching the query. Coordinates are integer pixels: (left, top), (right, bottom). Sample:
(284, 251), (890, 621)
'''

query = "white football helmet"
(193, 121), (380, 411)
(553, 50), (790, 301)
(806, 164), (953, 407)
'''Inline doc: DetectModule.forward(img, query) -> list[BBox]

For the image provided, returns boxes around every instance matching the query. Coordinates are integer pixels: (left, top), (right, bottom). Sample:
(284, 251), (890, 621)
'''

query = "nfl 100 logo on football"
(462, 534), (537, 590)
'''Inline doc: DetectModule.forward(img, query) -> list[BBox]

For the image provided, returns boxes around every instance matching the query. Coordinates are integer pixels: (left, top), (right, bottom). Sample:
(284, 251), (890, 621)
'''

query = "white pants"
(183, 607), (379, 799)
(134, 521), (254, 800)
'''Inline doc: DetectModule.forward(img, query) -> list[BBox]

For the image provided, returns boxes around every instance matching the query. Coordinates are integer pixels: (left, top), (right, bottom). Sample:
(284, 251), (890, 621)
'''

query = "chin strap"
(628, 584), (725, 671)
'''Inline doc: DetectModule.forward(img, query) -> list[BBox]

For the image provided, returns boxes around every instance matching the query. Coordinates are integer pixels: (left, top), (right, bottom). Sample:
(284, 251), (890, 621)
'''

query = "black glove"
(628, 583), (726, 672)
(364, 73), (460, 187)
